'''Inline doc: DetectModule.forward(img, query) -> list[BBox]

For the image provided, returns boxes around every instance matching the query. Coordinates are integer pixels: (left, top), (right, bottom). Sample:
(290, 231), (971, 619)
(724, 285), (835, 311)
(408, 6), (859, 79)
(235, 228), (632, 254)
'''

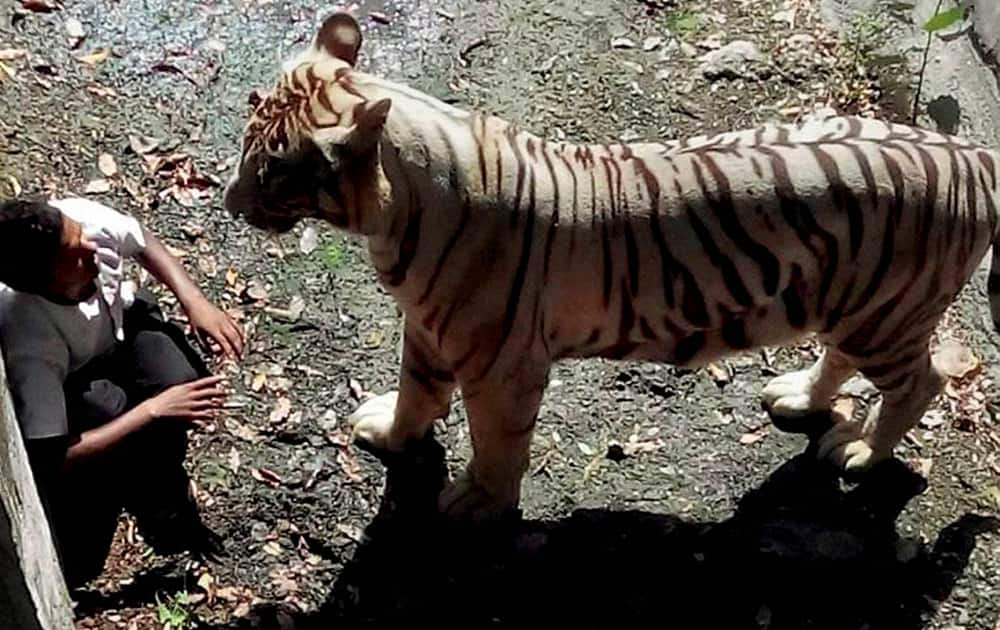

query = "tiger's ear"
(314, 11), (363, 66)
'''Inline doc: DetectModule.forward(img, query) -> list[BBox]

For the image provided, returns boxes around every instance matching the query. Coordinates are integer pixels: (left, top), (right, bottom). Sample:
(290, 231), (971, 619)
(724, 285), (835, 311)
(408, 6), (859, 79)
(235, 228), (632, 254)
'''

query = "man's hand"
(144, 375), (228, 425)
(185, 298), (245, 360)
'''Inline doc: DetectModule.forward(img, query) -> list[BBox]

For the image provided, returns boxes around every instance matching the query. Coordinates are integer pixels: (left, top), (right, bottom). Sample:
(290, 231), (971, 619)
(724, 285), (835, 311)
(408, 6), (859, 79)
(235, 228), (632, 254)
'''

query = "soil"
(1, 0), (999, 628)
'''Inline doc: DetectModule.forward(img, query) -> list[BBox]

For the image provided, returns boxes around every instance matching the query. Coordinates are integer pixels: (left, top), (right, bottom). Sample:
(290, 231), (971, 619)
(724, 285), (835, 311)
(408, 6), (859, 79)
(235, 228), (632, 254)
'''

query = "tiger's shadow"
(236, 434), (998, 630)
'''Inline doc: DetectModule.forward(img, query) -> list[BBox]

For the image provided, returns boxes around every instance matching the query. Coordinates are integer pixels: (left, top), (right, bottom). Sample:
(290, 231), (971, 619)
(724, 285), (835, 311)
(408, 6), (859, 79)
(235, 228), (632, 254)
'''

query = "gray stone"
(699, 40), (763, 80)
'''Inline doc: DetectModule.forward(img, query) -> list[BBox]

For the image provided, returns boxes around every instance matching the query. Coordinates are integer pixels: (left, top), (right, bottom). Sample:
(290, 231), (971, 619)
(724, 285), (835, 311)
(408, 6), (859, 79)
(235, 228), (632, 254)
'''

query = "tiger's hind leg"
(350, 327), (456, 454)
(437, 365), (548, 522)
(762, 348), (856, 427)
(817, 340), (945, 472)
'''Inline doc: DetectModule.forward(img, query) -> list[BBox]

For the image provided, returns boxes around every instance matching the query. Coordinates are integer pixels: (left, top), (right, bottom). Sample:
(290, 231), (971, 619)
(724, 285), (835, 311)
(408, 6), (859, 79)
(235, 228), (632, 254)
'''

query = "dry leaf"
(337, 450), (363, 483)
(128, 134), (160, 155)
(77, 48), (110, 65)
(251, 467), (283, 487)
(0, 61), (16, 81)
(578, 442), (595, 456)
(226, 419), (263, 443)
(270, 397), (292, 424)
(197, 572), (216, 604)
(740, 426), (769, 445)
(299, 226), (319, 254)
(250, 372), (267, 392)
(20, 0), (61, 13)
(919, 409), (947, 429)
(225, 268), (239, 287)
(87, 84), (116, 98)
(244, 280), (268, 302)
(84, 178), (111, 194)
(97, 152), (117, 177)
(937, 340), (980, 380)
(706, 362), (730, 385)
(181, 222), (205, 239)
(262, 541), (282, 556)
(5, 175), (22, 196)
(0, 49), (28, 61)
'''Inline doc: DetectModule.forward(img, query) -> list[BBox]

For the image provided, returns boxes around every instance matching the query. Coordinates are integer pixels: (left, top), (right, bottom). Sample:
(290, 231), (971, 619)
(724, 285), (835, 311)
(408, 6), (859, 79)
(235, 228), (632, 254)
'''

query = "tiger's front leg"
(350, 326), (456, 454)
(437, 365), (549, 522)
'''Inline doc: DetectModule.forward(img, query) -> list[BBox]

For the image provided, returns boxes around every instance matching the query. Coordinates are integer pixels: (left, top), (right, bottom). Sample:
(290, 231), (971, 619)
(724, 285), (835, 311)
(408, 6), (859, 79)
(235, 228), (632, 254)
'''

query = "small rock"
(611, 36), (636, 49)
(65, 17), (85, 41)
(620, 60), (644, 74)
(319, 409), (339, 432)
(84, 178), (111, 194)
(920, 410), (947, 429)
(642, 36), (663, 52)
(679, 42), (698, 58)
(699, 40), (763, 80)
(250, 520), (270, 542)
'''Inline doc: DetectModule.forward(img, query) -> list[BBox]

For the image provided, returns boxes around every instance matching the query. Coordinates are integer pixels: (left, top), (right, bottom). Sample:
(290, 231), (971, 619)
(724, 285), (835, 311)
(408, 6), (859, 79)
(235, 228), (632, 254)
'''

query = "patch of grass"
(156, 591), (194, 630)
(663, 9), (703, 37)
(841, 12), (888, 67)
(323, 240), (347, 271)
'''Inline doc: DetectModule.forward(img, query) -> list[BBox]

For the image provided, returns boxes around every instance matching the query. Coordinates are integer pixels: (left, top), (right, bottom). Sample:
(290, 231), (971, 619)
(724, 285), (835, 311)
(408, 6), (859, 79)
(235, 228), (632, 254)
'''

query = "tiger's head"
(223, 11), (392, 235)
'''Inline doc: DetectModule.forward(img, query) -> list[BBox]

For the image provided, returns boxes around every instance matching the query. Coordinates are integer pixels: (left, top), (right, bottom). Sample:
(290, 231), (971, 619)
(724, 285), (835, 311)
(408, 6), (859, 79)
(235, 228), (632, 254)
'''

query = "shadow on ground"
(210, 433), (999, 630)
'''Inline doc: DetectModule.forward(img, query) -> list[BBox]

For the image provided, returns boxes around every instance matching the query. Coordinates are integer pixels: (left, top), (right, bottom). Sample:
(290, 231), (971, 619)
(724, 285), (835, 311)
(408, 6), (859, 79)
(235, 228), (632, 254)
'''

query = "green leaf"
(924, 6), (964, 32)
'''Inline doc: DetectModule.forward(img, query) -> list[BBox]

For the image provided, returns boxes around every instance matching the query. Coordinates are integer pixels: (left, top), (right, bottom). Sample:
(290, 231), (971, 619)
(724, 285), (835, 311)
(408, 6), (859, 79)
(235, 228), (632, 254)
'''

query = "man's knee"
(131, 330), (200, 391)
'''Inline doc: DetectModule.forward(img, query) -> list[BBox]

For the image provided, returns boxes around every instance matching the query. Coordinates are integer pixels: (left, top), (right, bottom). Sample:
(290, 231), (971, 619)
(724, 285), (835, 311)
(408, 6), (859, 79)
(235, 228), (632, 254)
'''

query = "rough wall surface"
(973, 0), (999, 66)
(0, 357), (74, 630)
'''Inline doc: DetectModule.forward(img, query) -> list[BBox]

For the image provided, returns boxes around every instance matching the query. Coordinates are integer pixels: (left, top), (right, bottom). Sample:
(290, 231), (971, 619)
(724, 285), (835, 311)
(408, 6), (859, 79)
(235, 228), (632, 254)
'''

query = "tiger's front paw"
(348, 391), (401, 454)
(437, 468), (520, 523)
(762, 370), (827, 418)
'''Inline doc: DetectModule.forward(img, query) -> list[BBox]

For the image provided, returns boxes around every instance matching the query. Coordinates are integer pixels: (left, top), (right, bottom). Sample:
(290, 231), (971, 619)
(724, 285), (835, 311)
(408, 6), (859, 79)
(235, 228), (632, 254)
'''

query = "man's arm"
(134, 227), (245, 359)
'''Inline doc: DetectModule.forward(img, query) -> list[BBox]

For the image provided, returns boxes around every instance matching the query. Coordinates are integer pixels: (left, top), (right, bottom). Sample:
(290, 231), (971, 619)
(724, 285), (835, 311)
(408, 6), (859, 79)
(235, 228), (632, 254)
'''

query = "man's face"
(46, 216), (99, 302)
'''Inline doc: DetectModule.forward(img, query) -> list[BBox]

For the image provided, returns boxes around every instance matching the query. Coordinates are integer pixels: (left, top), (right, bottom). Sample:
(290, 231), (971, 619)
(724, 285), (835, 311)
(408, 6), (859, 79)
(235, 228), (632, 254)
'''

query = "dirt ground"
(2, 0), (1000, 628)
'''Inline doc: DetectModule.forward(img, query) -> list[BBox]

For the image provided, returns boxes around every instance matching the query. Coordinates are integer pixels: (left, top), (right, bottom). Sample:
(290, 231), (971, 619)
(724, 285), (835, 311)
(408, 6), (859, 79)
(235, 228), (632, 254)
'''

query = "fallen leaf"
(706, 362), (730, 385)
(86, 83), (116, 98)
(299, 226), (318, 254)
(6, 175), (22, 196)
(197, 572), (216, 604)
(578, 441), (595, 456)
(937, 340), (980, 380)
(77, 48), (110, 66)
(227, 447), (241, 474)
(0, 49), (28, 62)
(226, 419), (263, 443)
(0, 61), (16, 81)
(64, 17), (85, 40)
(920, 409), (947, 429)
(909, 457), (934, 478)
(262, 541), (282, 557)
(270, 397), (291, 424)
(336, 450), (363, 483)
(20, 0), (61, 13)
(225, 268), (239, 287)
(740, 426), (769, 445)
(611, 36), (636, 49)
(180, 222), (205, 240)
(97, 152), (117, 177)
(243, 280), (268, 302)
(128, 134), (160, 155)
(250, 372), (267, 392)
(84, 178), (111, 194)
(251, 467), (283, 487)
(363, 329), (384, 349)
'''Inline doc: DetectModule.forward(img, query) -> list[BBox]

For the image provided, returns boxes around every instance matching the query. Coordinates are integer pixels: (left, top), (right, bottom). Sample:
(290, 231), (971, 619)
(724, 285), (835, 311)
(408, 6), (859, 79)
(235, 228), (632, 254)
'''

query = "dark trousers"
(43, 292), (210, 588)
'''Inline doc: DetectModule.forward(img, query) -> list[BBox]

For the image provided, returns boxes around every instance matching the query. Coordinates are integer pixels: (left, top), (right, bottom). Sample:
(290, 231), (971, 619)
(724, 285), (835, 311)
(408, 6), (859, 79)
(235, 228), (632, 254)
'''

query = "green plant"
(924, 3), (966, 32)
(663, 10), (702, 36)
(156, 591), (193, 630)
(323, 241), (346, 271)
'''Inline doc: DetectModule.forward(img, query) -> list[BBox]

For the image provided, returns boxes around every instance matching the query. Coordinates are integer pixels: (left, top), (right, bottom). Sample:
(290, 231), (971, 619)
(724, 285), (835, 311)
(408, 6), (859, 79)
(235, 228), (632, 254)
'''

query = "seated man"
(0, 195), (244, 588)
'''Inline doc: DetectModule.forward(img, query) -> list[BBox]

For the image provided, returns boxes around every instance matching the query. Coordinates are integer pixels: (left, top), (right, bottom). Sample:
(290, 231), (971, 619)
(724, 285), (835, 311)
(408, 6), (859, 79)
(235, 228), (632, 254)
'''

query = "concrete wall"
(0, 357), (75, 630)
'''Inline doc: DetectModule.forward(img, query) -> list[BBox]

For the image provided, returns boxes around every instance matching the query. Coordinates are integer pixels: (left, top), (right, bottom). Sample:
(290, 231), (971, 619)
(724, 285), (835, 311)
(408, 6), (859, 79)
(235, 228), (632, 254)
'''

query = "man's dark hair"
(0, 197), (64, 293)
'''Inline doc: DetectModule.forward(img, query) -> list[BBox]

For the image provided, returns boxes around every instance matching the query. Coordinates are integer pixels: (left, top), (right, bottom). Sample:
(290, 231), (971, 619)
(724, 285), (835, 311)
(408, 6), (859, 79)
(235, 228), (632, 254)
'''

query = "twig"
(912, 0), (945, 124)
